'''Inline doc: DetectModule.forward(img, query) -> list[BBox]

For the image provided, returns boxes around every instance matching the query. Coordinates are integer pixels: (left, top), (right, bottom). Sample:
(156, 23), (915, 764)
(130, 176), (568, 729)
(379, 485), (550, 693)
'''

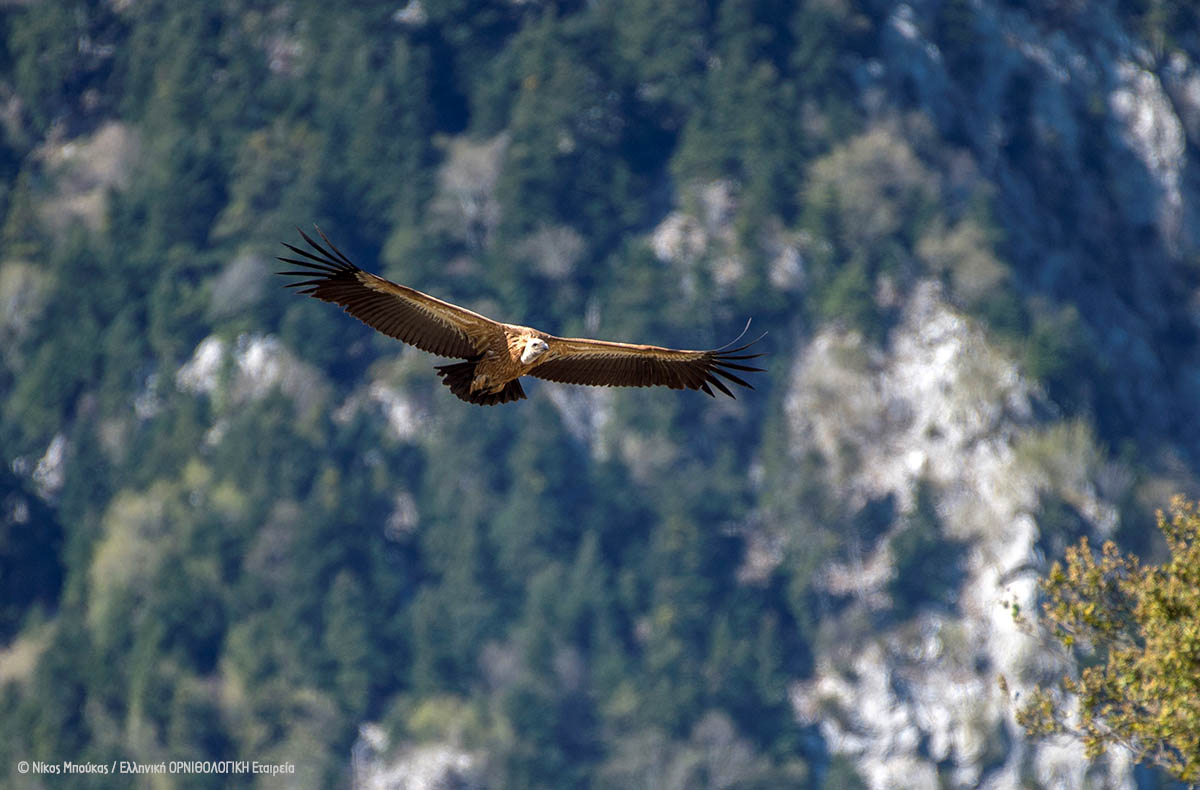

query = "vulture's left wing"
(530, 329), (765, 397)
(278, 227), (497, 360)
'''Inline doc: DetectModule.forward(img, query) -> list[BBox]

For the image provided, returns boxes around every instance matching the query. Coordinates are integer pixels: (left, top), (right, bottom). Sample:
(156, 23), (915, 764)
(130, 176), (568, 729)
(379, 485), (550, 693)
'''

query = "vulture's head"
(521, 337), (550, 364)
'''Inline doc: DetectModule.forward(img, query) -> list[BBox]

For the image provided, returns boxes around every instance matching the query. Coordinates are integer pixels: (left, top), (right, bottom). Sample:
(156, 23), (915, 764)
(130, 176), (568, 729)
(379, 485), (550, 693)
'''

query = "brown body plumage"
(278, 228), (764, 405)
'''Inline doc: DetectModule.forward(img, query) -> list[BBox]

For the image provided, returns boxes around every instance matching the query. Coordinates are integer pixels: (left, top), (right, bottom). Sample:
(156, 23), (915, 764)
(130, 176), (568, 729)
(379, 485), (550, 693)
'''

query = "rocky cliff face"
(873, 0), (1200, 444)
(782, 283), (1127, 788)
(772, 3), (1199, 786)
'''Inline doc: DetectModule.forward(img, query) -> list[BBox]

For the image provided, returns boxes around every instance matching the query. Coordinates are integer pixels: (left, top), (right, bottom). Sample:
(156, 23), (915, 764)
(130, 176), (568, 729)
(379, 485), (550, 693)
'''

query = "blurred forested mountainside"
(2, 0), (1199, 787)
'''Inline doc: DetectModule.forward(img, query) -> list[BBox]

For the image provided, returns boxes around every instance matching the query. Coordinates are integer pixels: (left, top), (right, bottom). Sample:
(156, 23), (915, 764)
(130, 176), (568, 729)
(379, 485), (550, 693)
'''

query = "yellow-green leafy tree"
(1013, 495), (1200, 782)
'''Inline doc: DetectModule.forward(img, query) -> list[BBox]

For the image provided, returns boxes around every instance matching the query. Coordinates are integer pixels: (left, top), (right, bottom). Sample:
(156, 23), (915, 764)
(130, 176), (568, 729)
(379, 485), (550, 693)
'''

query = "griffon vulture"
(278, 228), (764, 405)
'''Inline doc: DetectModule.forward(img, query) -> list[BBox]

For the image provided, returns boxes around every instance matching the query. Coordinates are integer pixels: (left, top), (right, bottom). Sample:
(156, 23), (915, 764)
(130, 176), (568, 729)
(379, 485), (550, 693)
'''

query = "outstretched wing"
(529, 328), (765, 398)
(278, 227), (496, 359)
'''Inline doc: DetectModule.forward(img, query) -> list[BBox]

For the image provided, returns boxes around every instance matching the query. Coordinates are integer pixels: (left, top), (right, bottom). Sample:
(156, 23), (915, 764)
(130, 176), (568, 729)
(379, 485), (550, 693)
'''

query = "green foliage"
(1022, 301), (1097, 412)
(605, 0), (709, 126)
(818, 259), (876, 332)
(493, 12), (650, 259)
(0, 470), (63, 641)
(1015, 497), (1200, 782)
(797, 127), (944, 338)
(7, 1), (120, 132)
(672, 2), (808, 226)
(323, 571), (372, 715)
(211, 121), (324, 243)
(824, 754), (870, 790)
(1123, 0), (1200, 56)
(935, 0), (983, 84)
(888, 480), (966, 616)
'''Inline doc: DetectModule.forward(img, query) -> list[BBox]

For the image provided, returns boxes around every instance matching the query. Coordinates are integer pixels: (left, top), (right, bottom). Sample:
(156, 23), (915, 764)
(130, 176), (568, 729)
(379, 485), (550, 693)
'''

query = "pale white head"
(520, 336), (550, 364)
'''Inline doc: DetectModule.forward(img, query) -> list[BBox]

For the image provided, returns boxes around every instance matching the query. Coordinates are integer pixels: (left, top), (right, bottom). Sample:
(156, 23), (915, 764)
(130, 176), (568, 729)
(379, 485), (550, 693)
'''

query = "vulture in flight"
(278, 228), (765, 405)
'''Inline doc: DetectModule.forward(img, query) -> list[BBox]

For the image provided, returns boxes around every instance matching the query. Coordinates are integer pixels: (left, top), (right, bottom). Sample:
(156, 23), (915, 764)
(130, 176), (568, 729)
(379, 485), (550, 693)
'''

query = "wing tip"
(713, 319), (767, 351)
(699, 323), (766, 397)
(277, 226), (362, 289)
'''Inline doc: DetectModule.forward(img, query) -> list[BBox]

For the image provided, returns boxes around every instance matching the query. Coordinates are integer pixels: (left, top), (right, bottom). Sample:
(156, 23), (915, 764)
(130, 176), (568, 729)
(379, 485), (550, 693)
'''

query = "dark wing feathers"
(277, 227), (492, 360)
(529, 336), (765, 398)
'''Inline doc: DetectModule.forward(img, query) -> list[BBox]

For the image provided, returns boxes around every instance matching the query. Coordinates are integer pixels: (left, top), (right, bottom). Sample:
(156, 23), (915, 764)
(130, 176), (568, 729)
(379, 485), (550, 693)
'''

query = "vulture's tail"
(434, 361), (526, 406)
